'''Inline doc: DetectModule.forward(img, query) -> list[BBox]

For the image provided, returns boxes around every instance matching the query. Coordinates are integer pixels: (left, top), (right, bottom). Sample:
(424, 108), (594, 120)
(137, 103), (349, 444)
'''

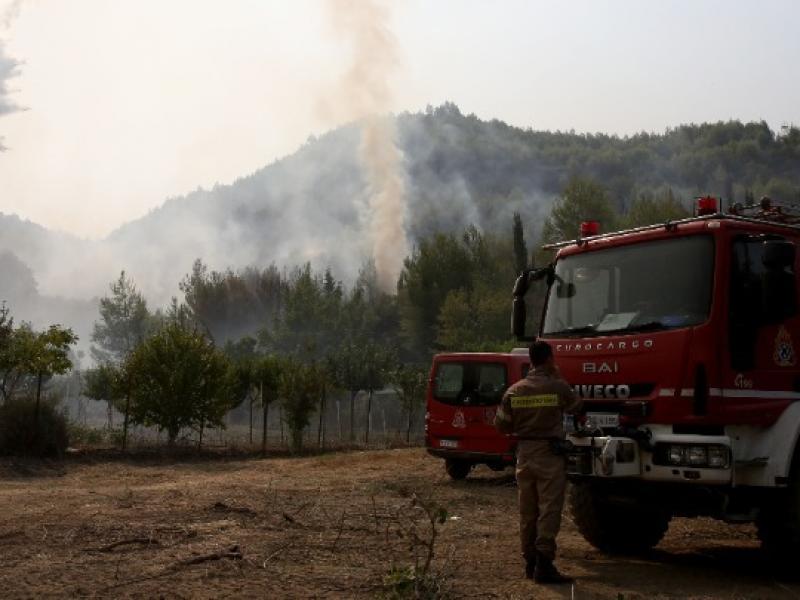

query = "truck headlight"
(668, 445), (684, 465)
(686, 446), (708, 466)
(707, 446), (729, 468)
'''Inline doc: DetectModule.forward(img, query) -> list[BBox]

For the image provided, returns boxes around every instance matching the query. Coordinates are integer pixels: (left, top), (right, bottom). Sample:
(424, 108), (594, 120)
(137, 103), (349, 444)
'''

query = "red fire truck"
(425, 352), (526, 479)
(511, 197), (800, 564)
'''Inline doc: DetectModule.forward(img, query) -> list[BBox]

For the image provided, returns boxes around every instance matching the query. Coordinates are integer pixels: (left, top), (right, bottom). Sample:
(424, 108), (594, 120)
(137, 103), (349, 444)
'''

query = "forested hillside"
(1, 103), (798, 356)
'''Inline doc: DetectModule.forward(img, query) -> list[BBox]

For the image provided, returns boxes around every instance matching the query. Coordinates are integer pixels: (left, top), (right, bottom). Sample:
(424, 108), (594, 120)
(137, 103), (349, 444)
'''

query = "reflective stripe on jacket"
(494, 366), (582, 438)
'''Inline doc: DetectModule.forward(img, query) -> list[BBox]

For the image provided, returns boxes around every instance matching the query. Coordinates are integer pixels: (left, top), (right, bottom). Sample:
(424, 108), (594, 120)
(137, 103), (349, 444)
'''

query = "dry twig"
(85, 537), (161, 553)
(177, 544), (243, 567)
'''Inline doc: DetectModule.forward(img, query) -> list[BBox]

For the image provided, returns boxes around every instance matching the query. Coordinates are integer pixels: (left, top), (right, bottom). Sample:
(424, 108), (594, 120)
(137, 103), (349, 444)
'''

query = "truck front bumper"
(566, 430), (733, 485)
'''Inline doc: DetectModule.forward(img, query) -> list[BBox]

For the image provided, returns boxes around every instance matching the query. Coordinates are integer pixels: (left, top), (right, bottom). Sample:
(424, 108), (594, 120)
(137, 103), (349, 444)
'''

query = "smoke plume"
(0, 0), (23, 150)
(326, 0), (409, 292)
(2, 0), (23, 30)
(0, 42), (19, 117)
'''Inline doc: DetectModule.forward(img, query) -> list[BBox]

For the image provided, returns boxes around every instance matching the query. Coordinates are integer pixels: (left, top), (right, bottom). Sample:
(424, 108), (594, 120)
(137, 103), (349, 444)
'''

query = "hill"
(1, 103), (798, 334)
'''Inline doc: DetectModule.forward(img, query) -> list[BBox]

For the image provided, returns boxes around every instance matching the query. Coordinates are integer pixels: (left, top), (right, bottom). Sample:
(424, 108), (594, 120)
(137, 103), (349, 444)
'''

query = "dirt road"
(0, 448), (797, 599)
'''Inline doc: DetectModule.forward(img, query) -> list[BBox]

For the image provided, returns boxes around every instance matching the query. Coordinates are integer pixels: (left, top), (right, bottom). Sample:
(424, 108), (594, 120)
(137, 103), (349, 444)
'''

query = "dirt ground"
(0, 448), (798, 599)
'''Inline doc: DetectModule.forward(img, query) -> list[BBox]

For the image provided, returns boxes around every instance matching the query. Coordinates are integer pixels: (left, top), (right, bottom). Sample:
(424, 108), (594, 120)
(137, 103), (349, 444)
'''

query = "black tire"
(570, 482), (671, 554)
(445, 459), (472, 480)
(756, 458), (800, 575)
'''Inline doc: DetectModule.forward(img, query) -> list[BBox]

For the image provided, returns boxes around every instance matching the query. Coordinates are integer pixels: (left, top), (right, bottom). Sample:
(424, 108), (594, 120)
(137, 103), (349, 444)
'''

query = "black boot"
(524, 555), (536, 579)
(533, 554), (573, 584)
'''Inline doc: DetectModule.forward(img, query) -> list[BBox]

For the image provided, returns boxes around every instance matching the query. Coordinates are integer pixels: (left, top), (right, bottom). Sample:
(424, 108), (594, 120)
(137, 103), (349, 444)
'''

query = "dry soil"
(0, 448), (797, 599)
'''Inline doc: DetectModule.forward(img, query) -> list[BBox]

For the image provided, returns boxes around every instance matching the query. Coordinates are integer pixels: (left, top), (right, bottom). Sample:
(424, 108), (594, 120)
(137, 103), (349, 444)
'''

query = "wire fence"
(59, 389), (426, 450)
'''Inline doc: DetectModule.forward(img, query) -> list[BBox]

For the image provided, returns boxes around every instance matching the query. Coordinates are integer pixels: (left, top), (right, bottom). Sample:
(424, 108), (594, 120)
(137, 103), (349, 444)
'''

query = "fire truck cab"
(512, 197), (800, 564)
(425, 352), (527, 479)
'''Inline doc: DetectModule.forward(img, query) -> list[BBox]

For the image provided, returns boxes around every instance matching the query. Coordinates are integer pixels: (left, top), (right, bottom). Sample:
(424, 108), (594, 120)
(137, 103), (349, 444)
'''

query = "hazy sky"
(0, 0), (797, 239)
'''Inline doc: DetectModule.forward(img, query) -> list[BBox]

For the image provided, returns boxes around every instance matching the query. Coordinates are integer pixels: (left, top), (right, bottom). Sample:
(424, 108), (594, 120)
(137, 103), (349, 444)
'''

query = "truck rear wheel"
(445, 459), (472, 480)
(570, 482), (671, 554)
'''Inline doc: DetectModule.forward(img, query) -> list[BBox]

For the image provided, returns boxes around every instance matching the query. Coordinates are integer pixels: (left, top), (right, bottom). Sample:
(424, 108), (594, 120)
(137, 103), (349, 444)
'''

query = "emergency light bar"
(580, 221), (600, 237)
(696, 196), (718, 216)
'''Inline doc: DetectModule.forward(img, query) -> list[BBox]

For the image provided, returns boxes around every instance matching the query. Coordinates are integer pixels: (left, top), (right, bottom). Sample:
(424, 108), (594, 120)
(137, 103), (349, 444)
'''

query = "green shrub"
(0, 399), (69, 457)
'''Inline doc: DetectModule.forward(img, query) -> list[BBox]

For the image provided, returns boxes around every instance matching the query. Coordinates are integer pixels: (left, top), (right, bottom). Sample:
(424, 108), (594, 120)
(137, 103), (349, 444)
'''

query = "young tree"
(23, 325), (78, 432)
(6, 323), (77, 441)
(398, 232), (475, 358)
(91, 271), (150, 443)
(540, 177), (618, 244)
(91, 271), (150, 364)
(622, 188), (689, 229)
(127, 322), (231, 446)
(279, 358), (322, 453)
(0, 303), (19, 402)
(83, 362), (124, 426)
(253, 354), (283, 456)
(224, 336), (260, 444)
(436, 284), (513, 352)
(391, 364), (428, 443)
(329, 341), (370, 442)
(362, 342), (396, 445)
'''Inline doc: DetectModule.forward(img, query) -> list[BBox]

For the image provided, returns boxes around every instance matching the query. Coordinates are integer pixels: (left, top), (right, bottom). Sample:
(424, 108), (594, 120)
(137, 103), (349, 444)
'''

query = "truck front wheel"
(445, 459), (472, 480)
(756, 464), (800, 573)
(570, 482), (671, 554)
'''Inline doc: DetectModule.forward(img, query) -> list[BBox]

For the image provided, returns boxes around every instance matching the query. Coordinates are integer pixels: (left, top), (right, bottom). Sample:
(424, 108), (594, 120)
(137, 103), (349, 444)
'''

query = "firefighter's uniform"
(494, 366), (581, 566)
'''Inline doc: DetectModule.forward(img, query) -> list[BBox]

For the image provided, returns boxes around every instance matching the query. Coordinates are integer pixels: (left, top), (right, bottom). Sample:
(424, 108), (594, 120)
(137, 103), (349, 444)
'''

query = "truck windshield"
(542, 235), (714, 337)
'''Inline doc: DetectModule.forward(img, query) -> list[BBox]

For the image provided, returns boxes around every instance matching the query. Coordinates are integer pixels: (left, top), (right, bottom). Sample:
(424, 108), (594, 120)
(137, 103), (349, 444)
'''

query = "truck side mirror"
(511, 297), (528, 339)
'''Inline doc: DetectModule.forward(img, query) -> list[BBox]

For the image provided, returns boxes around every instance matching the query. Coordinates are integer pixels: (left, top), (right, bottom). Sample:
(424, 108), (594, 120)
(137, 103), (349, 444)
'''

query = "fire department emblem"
(773, 326), (797, 367)
(484, 407), (496, 424)
(452, 410), (467, 428)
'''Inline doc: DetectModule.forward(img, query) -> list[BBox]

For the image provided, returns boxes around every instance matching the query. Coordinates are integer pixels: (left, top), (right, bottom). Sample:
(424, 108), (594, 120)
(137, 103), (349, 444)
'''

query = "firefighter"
(494, 340), (581, 584)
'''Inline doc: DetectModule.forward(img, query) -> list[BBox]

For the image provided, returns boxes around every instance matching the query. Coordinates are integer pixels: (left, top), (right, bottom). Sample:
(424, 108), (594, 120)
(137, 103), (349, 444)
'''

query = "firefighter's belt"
(510, 394), (559, 409)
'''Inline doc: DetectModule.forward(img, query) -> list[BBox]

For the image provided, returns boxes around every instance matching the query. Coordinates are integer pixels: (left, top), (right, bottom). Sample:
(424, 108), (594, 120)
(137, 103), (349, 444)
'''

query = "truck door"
(428, 359), (511, 454)
(724, 233), (799, 425)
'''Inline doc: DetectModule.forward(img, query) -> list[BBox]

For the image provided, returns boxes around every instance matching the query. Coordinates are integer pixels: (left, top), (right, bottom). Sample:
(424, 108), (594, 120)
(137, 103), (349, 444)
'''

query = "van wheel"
(570, 482), (671, 553)
(445, 459), (472, 480)
(756, 457), (800, 574)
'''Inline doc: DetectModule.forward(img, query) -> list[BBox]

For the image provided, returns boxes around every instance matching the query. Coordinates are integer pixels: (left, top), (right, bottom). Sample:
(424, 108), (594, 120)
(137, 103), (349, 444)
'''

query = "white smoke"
(325, 0), (409, 292)
(0, 42), (19, 117)
(0, 0), (24, 148)
(1, 0), (23, 30)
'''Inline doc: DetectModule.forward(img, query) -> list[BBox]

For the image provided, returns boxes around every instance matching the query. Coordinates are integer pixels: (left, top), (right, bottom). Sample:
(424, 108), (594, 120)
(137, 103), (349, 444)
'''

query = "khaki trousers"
(515, 440), (567, 561)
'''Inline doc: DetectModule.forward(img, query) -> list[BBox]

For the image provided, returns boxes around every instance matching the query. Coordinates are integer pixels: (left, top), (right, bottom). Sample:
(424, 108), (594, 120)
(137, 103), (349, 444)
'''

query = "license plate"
(586, 413), (619, 428)
(439, 439), (459, 449)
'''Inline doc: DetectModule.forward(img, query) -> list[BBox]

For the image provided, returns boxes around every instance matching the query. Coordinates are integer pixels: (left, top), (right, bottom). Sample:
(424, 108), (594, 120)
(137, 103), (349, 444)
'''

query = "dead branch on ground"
(85, 537), (161, 552)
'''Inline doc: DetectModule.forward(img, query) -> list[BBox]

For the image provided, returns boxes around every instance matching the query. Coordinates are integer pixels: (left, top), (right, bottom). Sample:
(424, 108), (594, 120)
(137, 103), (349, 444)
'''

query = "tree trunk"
(365, 389), (373, 445)
(249, 395), (254, 446)
(33, 371), (43, 445)
(198, 417), (205, 450)
(279, 406), (284, 446)
(122, 393), (131, 451)
(349, 390), (357, 442)
(261, 382), (268, 457)
(291, 427), (303, 454)
(406, 407), (413, 444)
(318, 385), (326, 449)
(336, 398), (341, 441)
